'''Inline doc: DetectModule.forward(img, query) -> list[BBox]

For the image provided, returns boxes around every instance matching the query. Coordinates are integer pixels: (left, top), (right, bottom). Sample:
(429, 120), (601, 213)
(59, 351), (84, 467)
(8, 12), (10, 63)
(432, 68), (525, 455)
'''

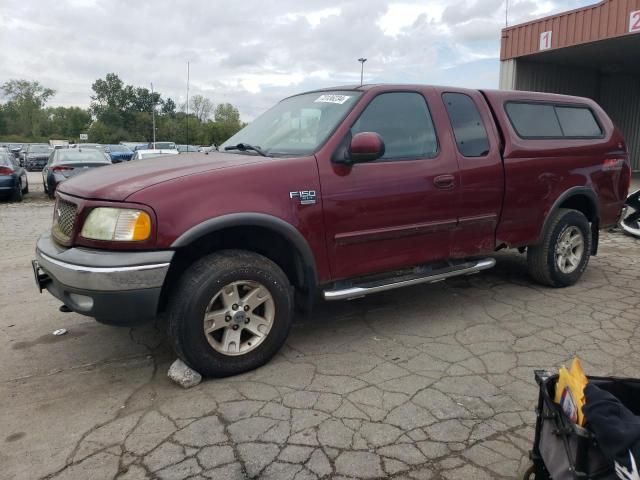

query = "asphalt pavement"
(0, 172), (638, 480)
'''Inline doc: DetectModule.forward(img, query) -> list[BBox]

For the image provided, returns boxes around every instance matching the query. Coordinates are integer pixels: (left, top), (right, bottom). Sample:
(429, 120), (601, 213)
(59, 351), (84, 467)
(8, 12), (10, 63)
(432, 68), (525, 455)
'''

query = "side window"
(505, 102), (603, 139)
(505, 103), (563, 138)
(442, 93), (490, 157)
(555, 106), (602, 137)
(351, 92), (438, 160)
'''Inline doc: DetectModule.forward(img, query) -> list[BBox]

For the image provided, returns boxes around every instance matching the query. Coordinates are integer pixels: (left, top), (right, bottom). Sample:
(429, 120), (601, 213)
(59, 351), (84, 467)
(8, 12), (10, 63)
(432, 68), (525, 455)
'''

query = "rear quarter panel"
(482, 90), (630, 247)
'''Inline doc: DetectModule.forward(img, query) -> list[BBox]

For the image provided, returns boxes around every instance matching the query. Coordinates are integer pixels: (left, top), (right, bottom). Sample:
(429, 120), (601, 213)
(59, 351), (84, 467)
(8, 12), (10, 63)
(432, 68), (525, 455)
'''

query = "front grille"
(52, 199), (78, 241)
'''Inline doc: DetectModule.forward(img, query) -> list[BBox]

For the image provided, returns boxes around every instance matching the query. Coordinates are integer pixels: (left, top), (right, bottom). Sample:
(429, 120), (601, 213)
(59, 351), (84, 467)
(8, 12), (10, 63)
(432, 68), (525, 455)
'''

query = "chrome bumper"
(34, 233), (172, 291)
(33, 232), (174, 324)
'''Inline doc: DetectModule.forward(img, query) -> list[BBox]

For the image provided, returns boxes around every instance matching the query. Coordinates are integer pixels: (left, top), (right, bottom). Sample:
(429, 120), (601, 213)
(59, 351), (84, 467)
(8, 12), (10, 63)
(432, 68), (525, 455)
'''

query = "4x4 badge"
(289, 190), (317, 205)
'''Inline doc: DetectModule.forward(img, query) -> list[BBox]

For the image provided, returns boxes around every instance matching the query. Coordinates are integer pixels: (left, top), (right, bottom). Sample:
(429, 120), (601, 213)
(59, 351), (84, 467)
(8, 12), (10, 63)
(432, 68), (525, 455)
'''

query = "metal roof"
(501, 0), (640, 60)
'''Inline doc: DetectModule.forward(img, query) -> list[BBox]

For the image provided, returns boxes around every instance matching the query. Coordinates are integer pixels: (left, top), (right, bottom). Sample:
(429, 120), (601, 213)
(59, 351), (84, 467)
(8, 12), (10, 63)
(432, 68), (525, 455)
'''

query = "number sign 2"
(539, 31), (552, 50)
(630, 10), (640, 33)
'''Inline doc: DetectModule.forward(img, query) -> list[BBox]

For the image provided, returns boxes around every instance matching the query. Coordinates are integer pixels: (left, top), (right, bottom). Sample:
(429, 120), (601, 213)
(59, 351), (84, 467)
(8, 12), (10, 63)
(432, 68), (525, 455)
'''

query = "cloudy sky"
(1, 0), (594, 120)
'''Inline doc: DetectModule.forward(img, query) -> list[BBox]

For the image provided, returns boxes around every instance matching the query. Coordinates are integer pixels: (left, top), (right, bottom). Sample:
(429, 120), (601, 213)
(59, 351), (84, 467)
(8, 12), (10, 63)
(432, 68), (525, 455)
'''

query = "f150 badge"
(289, 190), (317, 205)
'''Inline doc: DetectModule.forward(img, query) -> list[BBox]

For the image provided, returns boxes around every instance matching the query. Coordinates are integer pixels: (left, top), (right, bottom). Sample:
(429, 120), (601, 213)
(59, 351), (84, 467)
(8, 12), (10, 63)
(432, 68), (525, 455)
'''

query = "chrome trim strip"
(323, 258), (496, 301)
(39, 252), (170, 273)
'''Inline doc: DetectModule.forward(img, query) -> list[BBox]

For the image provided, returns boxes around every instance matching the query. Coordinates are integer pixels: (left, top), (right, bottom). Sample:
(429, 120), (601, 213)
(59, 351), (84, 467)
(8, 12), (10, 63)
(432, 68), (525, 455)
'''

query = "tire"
(22, 177), (29, 194)
(167, 250), (293, 377)
(527, 208), (591, 287)
(10, 180), (23, 202)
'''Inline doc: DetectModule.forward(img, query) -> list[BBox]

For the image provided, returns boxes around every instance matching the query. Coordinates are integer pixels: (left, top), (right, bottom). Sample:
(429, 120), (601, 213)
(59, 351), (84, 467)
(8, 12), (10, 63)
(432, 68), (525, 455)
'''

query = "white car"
(131, 149), (180, 161)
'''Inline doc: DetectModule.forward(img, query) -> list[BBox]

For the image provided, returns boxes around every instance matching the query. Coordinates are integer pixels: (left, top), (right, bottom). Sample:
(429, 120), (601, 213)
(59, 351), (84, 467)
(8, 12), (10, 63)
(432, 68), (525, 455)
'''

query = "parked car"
(120, 142), (145, 150)
(32, 85), (631, 377)
(177, 144), (200, 153)
(42, 148), (111, 198)
(0, 151), (28, 201)
(103, 144), (134, 163)
(75, 143), (102, 150)
(147, 141), (176, 150)
(49, 139), (70, 149)
(200, 145), (216, 154)
(8, 144), (23, 160)
(24, 144), (52, 171)
(131, 149), (179, 160)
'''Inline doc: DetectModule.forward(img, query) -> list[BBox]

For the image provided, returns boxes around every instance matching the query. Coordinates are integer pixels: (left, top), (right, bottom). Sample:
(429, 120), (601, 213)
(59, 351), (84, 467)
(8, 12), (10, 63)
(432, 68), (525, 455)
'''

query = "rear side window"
(505, 103), (562, 138)
(555, 106), (602, 137)
(505, 102), (602, 139)
(442, 93), (490, 157)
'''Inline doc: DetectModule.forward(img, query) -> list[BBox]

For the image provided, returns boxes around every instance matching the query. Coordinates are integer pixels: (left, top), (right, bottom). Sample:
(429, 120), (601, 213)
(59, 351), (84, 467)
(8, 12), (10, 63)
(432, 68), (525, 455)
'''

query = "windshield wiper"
(224, 143), (267, 157)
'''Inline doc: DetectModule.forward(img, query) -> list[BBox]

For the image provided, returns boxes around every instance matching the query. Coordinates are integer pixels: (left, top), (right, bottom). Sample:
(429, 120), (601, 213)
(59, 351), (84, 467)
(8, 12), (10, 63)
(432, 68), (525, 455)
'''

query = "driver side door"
(318, 89), (461, 280)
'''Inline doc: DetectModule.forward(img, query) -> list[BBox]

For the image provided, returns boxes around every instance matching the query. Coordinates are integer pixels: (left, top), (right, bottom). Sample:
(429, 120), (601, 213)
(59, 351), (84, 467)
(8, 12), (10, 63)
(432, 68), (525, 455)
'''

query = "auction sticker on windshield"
(315, 94), (351, 104)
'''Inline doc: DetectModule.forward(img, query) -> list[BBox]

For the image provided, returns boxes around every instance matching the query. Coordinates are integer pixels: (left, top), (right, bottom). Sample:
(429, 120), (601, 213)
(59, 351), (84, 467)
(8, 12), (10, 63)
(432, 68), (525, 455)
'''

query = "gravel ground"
(0, 172), (639, 480)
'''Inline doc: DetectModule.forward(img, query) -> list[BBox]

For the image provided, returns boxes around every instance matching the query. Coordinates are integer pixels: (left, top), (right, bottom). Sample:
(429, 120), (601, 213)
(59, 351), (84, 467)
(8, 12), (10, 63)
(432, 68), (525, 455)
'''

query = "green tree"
(1, 79), (55, 136)
(161, 98), (176, 116)
(43, 106), (91, 140)
(214, 103), (241, 126)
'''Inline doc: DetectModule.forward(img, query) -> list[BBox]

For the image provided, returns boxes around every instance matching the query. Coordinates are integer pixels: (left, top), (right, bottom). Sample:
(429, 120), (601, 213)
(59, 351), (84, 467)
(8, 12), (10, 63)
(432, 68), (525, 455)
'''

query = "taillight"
(52, 166), (73, 173)
(0, 167), (13, 175)
(602, 158), (624, 171)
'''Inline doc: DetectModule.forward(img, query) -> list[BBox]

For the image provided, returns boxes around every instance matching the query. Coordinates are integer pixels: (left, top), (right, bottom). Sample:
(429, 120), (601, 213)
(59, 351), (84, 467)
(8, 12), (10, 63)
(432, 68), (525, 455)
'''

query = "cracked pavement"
(1, 173), (639, 480)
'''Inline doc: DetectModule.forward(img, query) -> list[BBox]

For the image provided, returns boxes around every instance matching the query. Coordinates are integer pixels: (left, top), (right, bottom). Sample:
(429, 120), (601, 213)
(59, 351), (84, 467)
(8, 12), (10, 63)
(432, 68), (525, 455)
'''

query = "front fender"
(171, 212), (318, 283)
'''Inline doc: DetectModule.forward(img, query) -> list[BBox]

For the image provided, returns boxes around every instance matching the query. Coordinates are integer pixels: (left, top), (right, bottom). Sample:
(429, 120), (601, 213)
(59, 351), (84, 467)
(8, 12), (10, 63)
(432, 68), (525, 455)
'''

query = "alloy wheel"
(203, 280), (275, 356)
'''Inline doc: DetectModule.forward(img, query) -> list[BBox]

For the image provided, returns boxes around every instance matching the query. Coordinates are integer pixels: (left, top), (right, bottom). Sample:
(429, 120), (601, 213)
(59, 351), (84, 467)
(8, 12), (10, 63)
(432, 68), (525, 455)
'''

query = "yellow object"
(132, 211), (152, 241)
(555, 358), (588, 426)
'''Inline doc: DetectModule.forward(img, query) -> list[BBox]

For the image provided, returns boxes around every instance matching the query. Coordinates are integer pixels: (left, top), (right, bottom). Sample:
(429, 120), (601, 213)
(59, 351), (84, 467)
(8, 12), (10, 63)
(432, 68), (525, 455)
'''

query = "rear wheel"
(10, 180), (23, 202)
(527, 208), (591, 287)
(167, 250), (293, 377)
(22, 177), (29, 194)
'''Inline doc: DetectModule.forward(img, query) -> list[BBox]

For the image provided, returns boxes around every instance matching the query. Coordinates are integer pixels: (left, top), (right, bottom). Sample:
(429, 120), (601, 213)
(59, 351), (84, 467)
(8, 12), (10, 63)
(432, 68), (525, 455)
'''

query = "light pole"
(358, 58), (367, 86)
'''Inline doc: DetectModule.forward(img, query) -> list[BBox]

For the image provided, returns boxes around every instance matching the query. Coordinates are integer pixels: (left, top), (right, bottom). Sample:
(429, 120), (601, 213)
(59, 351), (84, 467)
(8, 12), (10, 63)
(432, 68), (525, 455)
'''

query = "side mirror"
(349, 132), (385, 163)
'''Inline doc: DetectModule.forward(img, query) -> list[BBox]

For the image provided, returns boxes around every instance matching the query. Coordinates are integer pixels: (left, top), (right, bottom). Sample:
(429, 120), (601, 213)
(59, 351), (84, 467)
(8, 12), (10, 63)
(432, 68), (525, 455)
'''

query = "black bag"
(528, 371), (640, 480)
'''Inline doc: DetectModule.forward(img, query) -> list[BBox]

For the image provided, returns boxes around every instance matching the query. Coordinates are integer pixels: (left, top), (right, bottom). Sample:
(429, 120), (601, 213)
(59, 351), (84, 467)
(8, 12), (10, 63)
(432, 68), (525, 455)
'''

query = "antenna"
(151, 82), (156, 148)
(186, 62), (190, 148)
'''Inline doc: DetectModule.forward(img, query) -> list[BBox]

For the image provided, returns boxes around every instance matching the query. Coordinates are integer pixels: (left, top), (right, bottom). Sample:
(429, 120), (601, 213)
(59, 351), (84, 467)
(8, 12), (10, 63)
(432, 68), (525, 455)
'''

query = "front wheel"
(527, 208), (591, 287)
(167, 250), (293, 377)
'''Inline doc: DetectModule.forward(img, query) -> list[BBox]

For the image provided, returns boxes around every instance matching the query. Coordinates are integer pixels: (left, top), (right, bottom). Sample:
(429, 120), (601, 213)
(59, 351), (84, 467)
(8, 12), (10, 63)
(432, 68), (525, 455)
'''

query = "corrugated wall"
(514, 60), (599, 98)
(599, 74), (640, 170)
(501, 0), (640, 60)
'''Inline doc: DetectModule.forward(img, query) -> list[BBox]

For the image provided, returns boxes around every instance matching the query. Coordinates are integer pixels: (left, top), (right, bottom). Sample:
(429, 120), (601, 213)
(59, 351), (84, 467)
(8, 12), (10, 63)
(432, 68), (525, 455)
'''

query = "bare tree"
(190, 95), (214, 122)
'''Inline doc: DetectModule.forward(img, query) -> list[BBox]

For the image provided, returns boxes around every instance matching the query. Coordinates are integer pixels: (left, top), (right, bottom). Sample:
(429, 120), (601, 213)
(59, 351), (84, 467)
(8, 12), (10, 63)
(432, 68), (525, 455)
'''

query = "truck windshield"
(220, 91), (362, 156)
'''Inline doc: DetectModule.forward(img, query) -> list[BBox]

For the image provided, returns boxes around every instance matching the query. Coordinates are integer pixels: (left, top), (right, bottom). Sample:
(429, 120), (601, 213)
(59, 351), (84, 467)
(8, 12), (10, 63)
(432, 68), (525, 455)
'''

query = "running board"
(323, 258), (496, 301)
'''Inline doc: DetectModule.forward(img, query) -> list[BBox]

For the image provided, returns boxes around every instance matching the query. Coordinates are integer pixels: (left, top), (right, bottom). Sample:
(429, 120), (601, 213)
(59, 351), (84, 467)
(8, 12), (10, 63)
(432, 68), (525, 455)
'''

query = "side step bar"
(323, 258), (496, 301)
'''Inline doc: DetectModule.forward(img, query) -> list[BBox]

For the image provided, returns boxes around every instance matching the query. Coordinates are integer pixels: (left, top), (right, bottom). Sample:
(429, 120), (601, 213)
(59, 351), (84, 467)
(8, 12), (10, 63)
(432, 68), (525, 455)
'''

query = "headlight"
(80, 208), (151, 241)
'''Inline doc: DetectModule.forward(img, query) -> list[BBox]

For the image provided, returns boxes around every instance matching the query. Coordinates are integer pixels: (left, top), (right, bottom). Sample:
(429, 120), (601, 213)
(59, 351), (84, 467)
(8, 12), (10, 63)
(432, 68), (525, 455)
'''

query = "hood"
(58, 152), (269, 201)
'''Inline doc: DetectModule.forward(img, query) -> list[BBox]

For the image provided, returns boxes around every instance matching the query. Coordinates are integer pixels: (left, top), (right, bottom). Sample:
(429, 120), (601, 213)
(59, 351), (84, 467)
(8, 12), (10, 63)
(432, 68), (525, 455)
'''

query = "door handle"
(434, 174), (455, 189)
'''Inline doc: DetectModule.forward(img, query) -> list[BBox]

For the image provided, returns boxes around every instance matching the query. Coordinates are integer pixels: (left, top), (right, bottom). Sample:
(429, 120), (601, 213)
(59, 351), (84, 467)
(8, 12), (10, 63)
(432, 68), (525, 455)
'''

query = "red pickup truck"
(33, 85), (631, 376)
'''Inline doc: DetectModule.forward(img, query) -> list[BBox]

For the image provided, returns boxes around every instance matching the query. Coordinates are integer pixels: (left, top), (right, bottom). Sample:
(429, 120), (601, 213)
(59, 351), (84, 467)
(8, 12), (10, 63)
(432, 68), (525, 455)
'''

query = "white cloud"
(0, 0), (598, 120)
